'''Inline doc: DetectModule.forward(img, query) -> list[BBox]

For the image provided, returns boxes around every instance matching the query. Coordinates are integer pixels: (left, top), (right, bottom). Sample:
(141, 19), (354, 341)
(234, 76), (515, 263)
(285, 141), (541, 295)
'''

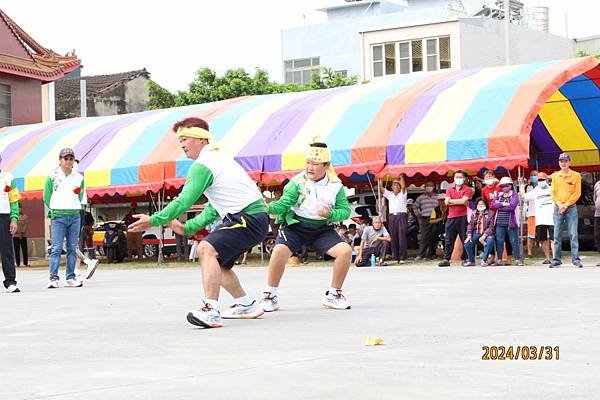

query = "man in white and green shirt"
(0, 153), (21, 293)
(128, 117), (269, 329)
(44, 148), (86, 288)
(260, 142), (352, 312)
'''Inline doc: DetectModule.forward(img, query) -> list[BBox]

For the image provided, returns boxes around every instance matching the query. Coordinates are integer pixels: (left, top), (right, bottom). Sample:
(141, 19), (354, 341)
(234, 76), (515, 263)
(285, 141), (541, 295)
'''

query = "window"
(369, 36), (451, 79)
(335, 70), (348, 78)
(426, 39), (438, 71)
(284, 57), (320, 85)
(385, 43), (396, 75)
(439, 37), (451, 69)
(411, 40), (423, 72)
(399, 42), (410, 74)
(372, 45), (383, 77)
(0, 84), (11, 128)
(372, 43), (397, 77)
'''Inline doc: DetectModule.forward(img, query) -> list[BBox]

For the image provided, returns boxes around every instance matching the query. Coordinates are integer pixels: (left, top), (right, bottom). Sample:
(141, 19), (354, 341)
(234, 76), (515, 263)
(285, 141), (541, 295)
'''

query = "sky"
(1, 0), (598, 92)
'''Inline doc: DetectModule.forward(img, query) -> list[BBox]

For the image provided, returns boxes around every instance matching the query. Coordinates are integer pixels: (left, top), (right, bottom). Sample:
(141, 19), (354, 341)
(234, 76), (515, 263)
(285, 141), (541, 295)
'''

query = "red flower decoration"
(3, 185), (10, 193)
(73, 187), (82, 195)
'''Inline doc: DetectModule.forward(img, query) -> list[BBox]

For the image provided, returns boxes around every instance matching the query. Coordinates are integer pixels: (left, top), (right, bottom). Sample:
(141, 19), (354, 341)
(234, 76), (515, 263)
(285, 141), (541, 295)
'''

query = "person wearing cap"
(380, 175), (408, 264)
(124, 202), (144, 260)
(0, 153), (21, 293)
(520, 172), (554, 264)
(260, 142), (352, 312)
(438, 170), (473, 267)
(550, 152), (582, 267)
(593, 179), (600, 264)
(129, 117), (269, 328)
(492, 177), (524, 266)
(44, 148), (86, 288)
(414, 181), (438, 260)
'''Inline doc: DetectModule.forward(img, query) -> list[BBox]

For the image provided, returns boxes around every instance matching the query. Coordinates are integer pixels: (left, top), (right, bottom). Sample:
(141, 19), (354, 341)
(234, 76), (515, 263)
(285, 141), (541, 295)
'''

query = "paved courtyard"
(1, 261), (599, 400)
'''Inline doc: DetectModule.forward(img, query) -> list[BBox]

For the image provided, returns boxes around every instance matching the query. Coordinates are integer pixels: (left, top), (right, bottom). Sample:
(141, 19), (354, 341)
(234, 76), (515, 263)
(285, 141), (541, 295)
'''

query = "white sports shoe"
(322, 290), (351, 310)
(186, 303), (223, 328)
(47, 279), (59, 289)
(85, 259), (99, 280)
(259, 292), (280, 312)
(65, 279), (83, 288)
(222, 300), (265, 319)
(6, 284), (20, 293)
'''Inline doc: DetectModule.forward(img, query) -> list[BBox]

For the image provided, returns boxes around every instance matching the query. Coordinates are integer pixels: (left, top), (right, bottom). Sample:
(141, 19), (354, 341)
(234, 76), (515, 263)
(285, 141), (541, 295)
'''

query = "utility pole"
(504, 0), (510, 65)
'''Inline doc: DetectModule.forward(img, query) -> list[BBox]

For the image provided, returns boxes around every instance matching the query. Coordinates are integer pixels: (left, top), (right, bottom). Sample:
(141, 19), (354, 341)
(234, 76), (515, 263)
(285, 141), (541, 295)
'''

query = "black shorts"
(276, 222), (344, 256)
(204, 211), (269, 269)
(535, 225), (554, 242)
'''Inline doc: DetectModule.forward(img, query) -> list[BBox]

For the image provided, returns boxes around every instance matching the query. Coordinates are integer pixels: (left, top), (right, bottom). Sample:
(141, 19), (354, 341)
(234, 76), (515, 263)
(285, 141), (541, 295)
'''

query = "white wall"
(459, 18), (575, 69)
(575, 37), (600, 56)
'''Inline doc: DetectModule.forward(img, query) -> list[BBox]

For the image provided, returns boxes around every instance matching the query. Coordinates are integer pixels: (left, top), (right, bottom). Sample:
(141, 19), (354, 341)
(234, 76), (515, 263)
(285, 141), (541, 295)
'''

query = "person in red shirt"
(481, 170), (500, 210)
(439, 170), (474, 267)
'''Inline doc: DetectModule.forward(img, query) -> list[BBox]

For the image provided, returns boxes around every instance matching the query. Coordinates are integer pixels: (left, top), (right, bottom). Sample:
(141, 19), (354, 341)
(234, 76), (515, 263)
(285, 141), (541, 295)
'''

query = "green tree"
(149, 66), (359, 109)
(147, 80), (176, 109)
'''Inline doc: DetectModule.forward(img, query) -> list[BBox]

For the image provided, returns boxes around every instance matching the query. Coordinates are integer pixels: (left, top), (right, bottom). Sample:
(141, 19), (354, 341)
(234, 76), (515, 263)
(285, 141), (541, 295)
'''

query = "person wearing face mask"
(438, 171), (473, 267)
(492, 177), (524, 266)
(521, 173), (554, 264)
(415, 181), (439, 260)
(464, 198), (496, 266)
(524, 170), (539, 257)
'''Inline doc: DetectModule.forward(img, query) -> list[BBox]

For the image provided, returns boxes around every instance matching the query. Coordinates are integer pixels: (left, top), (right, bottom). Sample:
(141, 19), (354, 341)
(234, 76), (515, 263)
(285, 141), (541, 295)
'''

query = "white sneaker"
(47, 279), (59, 289)
(259, 292), (280, 312)
(6, 284), (20, 293)
(85, 259), (99, 280)
(322, 290), (351, 310)
(65, 279), (83, 288)
(186, 303), (223, 328)
(222, 300), (265, 319)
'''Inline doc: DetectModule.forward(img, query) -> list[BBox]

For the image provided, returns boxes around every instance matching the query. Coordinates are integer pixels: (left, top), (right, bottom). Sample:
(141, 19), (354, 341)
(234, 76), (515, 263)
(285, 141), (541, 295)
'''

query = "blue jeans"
(464, 233), (495, 263)
(495, 225), (521, 261)
(553, 205), (579, 263)
(49, 215), (81, 280)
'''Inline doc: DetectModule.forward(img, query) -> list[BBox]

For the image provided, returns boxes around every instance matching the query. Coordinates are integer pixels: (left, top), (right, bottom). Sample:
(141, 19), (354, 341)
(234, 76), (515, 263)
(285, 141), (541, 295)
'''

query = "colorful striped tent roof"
(0, 57), (598, 199)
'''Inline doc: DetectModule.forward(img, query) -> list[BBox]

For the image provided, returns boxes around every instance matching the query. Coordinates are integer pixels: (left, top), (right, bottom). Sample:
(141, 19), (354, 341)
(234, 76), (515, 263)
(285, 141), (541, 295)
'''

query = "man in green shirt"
(260, 142), (353, 312)
(128, 117), (269, 329)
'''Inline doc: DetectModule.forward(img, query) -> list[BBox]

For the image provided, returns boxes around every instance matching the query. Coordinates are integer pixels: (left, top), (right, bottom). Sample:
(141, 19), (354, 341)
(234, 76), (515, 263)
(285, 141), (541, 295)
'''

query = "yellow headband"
(306, 146), (331, 163)
(176, 126), (211, 140)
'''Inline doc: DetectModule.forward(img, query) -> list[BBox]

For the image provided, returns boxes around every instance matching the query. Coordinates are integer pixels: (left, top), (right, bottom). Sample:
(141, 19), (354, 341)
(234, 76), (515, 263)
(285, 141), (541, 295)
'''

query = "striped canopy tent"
(0, 56), (598, 200)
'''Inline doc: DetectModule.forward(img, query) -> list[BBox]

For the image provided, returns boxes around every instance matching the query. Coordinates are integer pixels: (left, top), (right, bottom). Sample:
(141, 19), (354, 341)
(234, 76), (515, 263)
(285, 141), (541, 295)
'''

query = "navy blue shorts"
(204, 212), (269, 268)
(276, 222), (344, 256)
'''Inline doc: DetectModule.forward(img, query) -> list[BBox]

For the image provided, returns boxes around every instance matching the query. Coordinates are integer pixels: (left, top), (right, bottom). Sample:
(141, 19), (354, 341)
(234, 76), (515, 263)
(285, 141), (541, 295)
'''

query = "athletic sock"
(265, 286), (279, 296)
(233, 295), (253, 306)
(329, 287), (341, 295)
(204, 299), (219, 311)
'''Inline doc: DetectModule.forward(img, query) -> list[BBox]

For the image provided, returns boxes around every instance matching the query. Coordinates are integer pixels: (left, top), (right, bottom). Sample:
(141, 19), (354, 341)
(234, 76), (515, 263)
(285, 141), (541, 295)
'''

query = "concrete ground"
(1, 260), (599, 400)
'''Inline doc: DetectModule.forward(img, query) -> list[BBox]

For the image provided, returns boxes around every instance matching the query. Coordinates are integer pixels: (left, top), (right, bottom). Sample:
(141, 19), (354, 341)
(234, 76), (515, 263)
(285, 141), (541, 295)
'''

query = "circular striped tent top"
(0, 56), (598, 199)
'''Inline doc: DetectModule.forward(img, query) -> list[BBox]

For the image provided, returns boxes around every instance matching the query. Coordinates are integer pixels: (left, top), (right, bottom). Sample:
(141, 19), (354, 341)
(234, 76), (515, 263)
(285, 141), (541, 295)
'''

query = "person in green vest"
(128, 117), (269, 329)
(44, 148), (86, 289)
(260, 142), (352, 312)
(0, 153), (21, 293)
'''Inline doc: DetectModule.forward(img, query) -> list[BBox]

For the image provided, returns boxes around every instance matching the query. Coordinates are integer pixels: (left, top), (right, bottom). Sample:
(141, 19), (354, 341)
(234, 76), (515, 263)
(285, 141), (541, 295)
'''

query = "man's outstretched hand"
(128, 214), (152, 232)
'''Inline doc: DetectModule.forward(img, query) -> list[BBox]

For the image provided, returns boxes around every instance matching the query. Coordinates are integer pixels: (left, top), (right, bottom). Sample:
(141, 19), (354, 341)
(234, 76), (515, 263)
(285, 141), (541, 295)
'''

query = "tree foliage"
(149, 67), (360, 109)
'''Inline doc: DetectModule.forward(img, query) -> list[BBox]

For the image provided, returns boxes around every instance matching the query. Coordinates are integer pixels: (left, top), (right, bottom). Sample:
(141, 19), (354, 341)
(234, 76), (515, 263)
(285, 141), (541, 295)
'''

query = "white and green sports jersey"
(150, 146), (266, 235)
(269, 172), (350, 226)
(43, 167), (86, 217)
(0, 170), (19, 220)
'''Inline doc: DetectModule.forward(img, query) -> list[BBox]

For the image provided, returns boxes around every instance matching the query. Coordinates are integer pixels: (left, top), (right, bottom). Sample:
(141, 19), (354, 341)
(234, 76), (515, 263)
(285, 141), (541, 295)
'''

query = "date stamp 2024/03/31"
(482, 346), (559, 360)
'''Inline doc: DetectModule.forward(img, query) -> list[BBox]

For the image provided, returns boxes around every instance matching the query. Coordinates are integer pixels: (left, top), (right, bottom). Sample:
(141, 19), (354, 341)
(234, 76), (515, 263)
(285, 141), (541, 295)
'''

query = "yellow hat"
(306, 143), (340, 183)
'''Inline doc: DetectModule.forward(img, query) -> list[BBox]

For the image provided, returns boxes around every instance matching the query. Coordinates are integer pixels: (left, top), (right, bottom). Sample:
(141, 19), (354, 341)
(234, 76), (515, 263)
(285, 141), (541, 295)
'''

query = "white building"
(281, 0), (574, 83)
